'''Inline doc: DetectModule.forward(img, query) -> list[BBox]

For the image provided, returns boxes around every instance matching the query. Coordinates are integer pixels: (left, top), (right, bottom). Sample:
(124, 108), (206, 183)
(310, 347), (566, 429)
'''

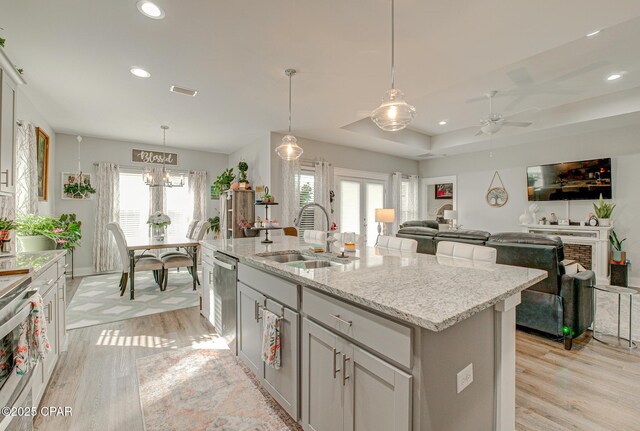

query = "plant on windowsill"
(64, 181), (96, 199)
(0, 218), (16, 242)
(213, 168), (235, 196)
(593, 193), (615, 227)
(609, 229), (627, 264)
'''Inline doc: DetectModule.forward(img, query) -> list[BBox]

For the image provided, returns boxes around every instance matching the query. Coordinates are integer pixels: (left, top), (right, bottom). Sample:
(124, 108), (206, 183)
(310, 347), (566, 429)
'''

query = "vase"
(152, 225), (166, 241)
(598, 218), (611, 227)
(17, 235), (56, 252)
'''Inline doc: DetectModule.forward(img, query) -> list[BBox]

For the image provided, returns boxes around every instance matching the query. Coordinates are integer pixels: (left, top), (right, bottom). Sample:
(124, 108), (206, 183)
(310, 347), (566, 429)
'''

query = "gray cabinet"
(0, 67), (16, 195)
(302, 318), (412, 431)
(237, 282), (265, 376)
(57, 273), (67, 351)
(201, 260), (214, 324)
(262, 298), (299, 420)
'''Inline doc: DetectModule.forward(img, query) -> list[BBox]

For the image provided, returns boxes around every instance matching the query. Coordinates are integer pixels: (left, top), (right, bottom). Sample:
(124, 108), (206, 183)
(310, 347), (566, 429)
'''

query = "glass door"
(337, 177), (386, 246)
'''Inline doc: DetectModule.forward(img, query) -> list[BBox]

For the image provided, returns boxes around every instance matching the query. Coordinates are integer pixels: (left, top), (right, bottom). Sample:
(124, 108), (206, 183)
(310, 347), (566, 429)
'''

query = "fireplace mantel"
(520, 224), (612, 284)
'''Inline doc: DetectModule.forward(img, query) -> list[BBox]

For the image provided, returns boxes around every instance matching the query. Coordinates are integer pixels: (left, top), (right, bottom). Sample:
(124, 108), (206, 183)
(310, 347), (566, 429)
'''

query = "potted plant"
(54, 213), (82, 251)
(213, 168), (235, 196)
(147, 212), (171, 241)
(237, 161), (249, 190)
(0, 217), (16, 241)
(593, 193), (615, 227)
(206, 216), (221, 239)
(609, 230), (627, 263)
(64, 181), (96, 199)
(239, 219), (258, 237)
(16, 215), (59, 251)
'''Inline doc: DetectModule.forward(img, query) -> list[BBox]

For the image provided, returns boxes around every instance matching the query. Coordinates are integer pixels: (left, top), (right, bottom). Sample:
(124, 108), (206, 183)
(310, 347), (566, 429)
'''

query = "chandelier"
(144, 125), (184, 188)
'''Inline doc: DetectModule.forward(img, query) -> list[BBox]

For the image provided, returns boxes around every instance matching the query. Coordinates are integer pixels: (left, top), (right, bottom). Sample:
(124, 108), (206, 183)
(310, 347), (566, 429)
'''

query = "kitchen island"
(200, 236), (546, 431)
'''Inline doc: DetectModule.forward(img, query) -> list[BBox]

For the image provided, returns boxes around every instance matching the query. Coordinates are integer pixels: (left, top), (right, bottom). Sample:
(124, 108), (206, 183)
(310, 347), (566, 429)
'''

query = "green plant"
(64, 181), (96, 198)
(206, 216), (220, 235)
(16, 215), (60, 237)
(0, 37), (5, 48)
(56, 214), (82, 251)
(213, 168), (235, 195)
(237, 161), (249, 182)
(0, 217), (16, 231)
(593, 193), (615, 219)
(609, 230), (626, 252)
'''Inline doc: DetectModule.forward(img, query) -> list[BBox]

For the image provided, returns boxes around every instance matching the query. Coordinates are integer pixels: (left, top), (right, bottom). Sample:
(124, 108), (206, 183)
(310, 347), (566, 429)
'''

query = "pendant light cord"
(288, 71), (292, 133)
(391, 0), (395, 89)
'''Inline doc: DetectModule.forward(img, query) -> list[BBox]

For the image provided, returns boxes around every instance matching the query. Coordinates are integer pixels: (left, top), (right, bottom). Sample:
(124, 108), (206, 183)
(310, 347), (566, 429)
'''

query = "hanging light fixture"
(371, 0), (415, 131)
(144, 125), (184, 188)
(275, 68), (304, 161)
(75, 135), (85, 185)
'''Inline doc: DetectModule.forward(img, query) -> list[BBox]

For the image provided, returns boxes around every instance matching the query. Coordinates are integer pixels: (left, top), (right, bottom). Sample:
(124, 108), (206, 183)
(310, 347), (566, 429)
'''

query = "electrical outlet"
(457, 363), (473, 394)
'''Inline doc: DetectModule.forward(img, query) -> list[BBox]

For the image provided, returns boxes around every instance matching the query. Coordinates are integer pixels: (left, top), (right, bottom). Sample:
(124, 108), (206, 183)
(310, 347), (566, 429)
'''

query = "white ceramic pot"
(598, 218), (611, 227)
(17, 235), (56, 252)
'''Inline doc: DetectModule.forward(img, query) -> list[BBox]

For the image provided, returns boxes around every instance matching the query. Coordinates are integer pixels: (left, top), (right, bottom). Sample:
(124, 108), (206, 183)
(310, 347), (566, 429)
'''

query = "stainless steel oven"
(0, 278), (37, 431)
(213, 251), (238, 354)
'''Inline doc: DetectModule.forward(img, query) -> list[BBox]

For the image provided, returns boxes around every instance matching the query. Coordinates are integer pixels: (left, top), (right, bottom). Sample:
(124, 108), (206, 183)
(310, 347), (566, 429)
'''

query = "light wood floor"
(35, 276), (640, 431)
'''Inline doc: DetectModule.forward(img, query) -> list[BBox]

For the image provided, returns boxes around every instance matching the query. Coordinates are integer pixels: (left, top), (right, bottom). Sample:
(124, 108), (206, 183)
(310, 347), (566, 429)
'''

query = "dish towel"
(15, 293), (51, 375)
(261, 309), (281, 369)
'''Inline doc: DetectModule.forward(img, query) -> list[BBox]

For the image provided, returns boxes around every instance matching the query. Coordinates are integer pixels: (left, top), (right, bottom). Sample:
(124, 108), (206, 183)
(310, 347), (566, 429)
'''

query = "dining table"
(126, 235), (200, 300)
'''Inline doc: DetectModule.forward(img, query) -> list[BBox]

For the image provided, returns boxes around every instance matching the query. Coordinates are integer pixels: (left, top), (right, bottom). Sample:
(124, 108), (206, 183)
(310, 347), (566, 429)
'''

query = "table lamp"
(444, 210), (458, 230)
(375, 208), (396, 237)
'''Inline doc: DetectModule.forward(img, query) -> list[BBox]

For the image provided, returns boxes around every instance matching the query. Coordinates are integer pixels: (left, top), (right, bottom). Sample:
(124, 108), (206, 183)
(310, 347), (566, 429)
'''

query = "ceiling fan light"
(371, 88), (416, 132)
(275, 134), (303, 161)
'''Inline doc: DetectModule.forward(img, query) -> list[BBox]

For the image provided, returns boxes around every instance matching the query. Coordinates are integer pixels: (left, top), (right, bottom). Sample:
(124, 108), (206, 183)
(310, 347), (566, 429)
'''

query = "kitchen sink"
(260, 252), (316, 263)
(285, 260), (340, 269)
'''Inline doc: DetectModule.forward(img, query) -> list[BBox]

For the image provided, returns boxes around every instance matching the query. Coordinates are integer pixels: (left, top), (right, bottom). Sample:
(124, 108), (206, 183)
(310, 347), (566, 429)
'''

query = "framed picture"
(211, 185), (220, 200)
(36, 128), (50, 201)
(61, 172), (95, 200)
(435, 183), (453, 199)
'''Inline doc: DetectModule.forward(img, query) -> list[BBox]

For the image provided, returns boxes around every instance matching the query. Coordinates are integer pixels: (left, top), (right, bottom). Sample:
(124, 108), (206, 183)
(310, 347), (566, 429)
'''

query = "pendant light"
(371, 0), (415, 131)
(275, 68), (304, 161)
(75, 135), (84, 184)
(144, 125), (184, 188)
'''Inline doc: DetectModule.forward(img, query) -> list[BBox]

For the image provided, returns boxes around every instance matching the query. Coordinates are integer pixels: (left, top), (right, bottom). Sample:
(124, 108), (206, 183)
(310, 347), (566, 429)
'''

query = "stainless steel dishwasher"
(213, 251), (238, 354)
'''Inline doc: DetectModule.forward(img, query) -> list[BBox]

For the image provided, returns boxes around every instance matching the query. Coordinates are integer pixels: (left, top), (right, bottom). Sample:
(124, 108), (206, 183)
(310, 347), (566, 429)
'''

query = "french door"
(335, 175), (386, 246)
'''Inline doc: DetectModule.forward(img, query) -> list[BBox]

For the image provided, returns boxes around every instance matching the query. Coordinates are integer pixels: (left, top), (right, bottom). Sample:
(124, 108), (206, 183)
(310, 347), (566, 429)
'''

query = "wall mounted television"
(527, 158), (612, 201)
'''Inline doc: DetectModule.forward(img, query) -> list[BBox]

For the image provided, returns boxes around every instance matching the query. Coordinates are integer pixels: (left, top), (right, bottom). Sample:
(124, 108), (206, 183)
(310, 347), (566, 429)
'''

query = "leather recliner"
(486, 232), (595, 350)
(396, 221), (440, 254)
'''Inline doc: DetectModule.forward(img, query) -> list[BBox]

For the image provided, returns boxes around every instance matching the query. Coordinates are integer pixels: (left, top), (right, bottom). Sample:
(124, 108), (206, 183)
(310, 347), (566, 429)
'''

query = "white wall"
(226, 133), (271, 187)
(55, 133), (228, 275)
(15, 87), (55, 215)
(419, 123), (640, 280)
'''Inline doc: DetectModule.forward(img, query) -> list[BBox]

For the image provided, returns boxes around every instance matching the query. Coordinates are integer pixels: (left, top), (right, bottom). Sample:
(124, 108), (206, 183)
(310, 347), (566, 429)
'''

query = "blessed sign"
(132, 149), (178, 166)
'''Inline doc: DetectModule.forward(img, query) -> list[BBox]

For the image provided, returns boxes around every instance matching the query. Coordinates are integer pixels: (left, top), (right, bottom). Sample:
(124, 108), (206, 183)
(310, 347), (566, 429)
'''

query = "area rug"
(67, 271), (200, 329)
(137, 346), (302, 431)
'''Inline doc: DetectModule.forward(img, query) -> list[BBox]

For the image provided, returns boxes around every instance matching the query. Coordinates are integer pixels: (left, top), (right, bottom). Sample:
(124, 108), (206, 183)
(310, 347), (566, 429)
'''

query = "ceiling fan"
(475, 90), (532, 136)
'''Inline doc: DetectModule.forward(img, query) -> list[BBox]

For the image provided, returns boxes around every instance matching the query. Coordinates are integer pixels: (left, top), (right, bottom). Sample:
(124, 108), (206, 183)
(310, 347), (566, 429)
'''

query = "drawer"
(32, 263), (58, 294)
(302, 287), (412, 368)
(57, 258), (66, 277)
(238, 264), (299, 310)
(202, 246), (214, 261)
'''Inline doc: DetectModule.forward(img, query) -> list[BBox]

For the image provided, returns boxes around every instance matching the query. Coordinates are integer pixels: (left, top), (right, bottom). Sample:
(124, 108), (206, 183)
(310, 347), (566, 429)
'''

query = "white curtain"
(189, 170), (208, 222)
(407, 174), (419, 222)
(15, 122), (38, 215)
(313, 161), (332, 230)
(148, 167), (165, 215)
(390, 172), (402, 235)
(281, 159), (300, 227)
(93, 163), (120, 273)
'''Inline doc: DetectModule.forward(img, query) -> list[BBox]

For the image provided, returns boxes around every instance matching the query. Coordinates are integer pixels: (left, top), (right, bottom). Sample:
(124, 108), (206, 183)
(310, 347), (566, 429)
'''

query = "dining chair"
(186, 219), (199, 239)
(161, 221), (210, 290)
(283, 226), (298, 237)
(106, 222), (164, 296)
(375, 235), (418, 253)
(436, 241), (497, 263)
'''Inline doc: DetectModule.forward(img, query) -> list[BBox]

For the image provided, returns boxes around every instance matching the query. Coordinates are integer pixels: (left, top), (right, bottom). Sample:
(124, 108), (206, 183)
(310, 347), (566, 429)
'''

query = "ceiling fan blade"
(505, 107), (539, 119)
(502, 121), (532, 127)
(503, 95), (527, 112)
(506, 67), (535, 87)
(551, 60), (609, 83)
(465, 93), (509, 104)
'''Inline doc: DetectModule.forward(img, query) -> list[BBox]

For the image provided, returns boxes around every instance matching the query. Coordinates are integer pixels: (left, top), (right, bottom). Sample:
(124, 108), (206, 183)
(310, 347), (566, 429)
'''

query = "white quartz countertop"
(201, 237), (547, 331)
(0, 250), (67, 299)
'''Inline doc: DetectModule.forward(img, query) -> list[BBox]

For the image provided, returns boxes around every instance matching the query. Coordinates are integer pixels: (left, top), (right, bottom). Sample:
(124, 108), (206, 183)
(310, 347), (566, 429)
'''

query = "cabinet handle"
(329, 313), (352, 326)
(0, 170), (8, 187)
(332, 348), (341, 379)
(342, 354), (350, 386)
(208, 271), (213, 284)
(254, 301), (263, 322)
(47, 302), (52, 324)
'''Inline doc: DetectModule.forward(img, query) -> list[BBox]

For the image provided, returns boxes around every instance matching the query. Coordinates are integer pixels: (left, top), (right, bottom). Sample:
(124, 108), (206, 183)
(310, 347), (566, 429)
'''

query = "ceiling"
(2, 0), (640, 158)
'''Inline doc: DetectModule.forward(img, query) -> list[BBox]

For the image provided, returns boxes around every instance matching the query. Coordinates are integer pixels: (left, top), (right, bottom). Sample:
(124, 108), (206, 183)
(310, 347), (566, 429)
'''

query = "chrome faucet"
(294, 203), (333, 253)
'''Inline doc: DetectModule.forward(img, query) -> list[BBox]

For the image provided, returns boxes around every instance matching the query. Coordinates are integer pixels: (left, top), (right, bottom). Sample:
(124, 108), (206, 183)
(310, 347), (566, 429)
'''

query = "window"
(297, 169), (315, 237)
(400, 178), (418, 224)
(119, 171), (150, 238)
(165, 178), (192, 237)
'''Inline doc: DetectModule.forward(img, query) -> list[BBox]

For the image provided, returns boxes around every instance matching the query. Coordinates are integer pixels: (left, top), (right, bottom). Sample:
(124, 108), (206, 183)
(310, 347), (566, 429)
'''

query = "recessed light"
(136, 1), (165, 19)
(130, 67), (151, 78)
(438, 120), (447, 126)
(607, 73), (622, 81)
(586, 29), (601, 37)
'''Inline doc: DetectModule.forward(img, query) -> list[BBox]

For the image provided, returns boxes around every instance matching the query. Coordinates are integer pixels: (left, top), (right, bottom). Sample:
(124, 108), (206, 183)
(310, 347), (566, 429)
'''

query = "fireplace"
(564, 243), (593, 270)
